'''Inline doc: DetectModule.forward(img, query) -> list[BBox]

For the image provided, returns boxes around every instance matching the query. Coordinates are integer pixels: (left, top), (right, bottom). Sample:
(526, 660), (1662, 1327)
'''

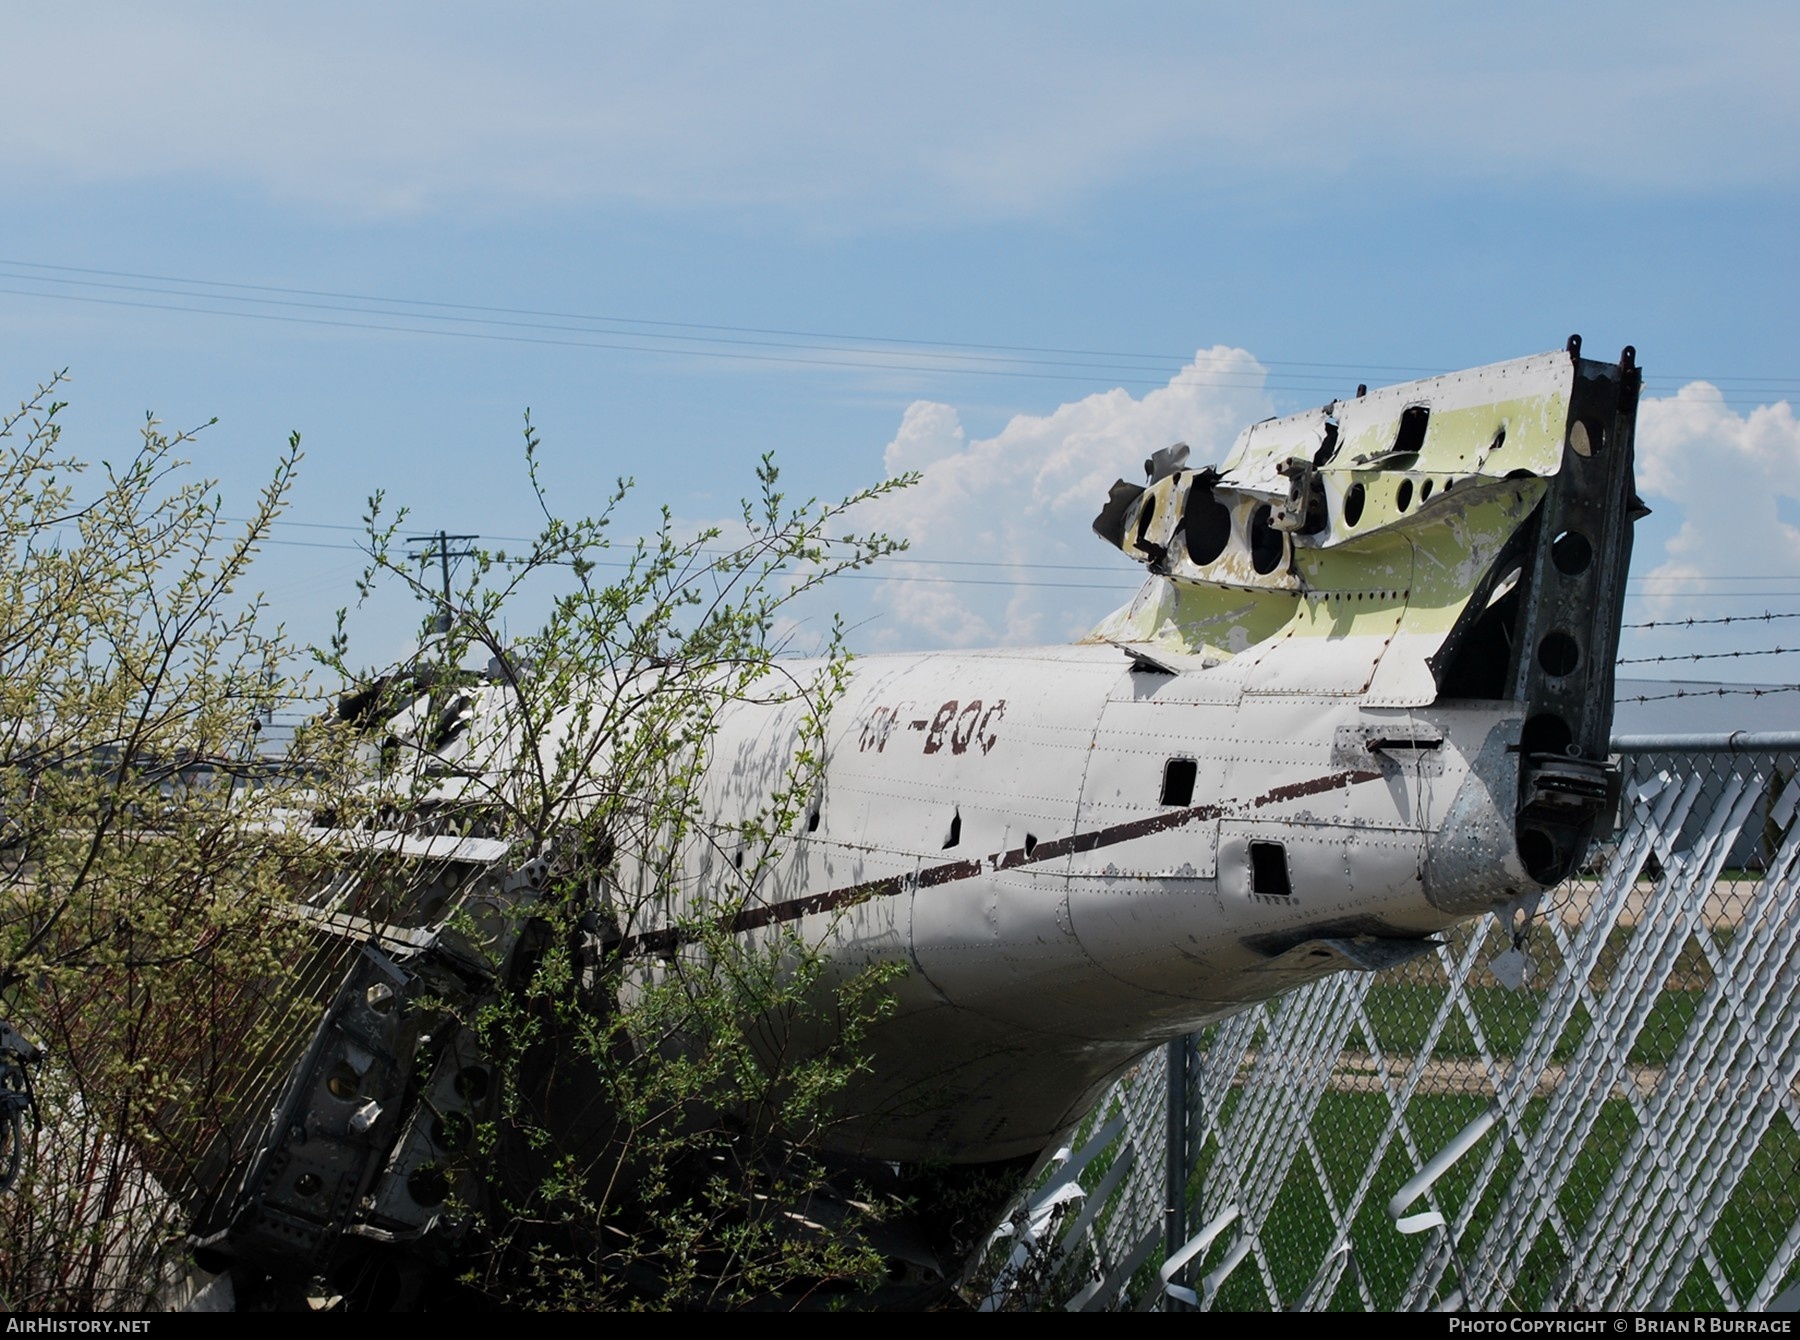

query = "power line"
(0, 259), (1484, 374)
(6, 258), (1798, 395)
(2, 267), (1208, 378)
(242, 541), (1800, 596)
(1, 283), (1280, 392)
(228, 530), (1139, 588)
(226, 516), (1146, 572)
(221, 521), (1800, 596)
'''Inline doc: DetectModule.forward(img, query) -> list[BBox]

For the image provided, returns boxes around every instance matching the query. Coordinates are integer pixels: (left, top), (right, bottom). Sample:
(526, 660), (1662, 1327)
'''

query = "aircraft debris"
(189, 339), (1641, 1307)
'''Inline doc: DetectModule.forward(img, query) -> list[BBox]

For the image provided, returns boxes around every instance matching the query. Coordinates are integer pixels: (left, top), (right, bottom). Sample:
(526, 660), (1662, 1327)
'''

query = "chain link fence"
(975, 736), (1800, 1312)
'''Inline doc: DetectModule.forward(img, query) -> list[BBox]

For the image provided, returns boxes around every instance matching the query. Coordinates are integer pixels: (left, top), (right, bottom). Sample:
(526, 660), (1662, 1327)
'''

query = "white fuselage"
(681, 639), (1525, 1162)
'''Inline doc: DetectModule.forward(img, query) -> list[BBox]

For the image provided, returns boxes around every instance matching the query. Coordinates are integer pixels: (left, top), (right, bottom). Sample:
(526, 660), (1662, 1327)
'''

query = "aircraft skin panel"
(826, 648), (1114, 1015)
(906, 872), (1093, 1019)
(1220, 351), (1573, 484)
(728, 667), (1511, 1159)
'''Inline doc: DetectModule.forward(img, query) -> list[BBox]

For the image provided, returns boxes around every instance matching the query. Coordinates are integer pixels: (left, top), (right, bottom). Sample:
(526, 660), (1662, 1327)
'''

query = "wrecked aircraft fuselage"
(194, 339), (1641, 1304)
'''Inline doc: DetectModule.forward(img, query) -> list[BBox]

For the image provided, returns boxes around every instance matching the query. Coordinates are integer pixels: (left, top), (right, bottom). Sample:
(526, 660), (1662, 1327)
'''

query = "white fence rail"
(977, 738), (1800, 1312)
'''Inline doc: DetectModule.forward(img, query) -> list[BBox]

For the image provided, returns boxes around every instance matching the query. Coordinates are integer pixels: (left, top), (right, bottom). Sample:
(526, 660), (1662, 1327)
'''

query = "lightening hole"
(1538, 631), (1580, 677)
(1551, 529), (1593, 577)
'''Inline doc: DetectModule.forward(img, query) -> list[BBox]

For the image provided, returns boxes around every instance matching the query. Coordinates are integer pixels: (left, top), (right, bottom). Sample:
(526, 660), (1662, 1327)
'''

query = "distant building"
(1614, 678), (1800, 739)
(1611, 679), (1798, 871)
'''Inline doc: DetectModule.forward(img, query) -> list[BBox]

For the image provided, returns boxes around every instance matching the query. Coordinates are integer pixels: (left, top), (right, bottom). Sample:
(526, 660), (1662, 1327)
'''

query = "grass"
(997, 913), (1797, 1312)
(1355, 981), (1707, 1068)
(1170, 1082), (1798, 1310)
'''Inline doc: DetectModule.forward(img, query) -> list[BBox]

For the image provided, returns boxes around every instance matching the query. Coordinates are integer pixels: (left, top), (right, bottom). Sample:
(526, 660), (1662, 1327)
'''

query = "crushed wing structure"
(190, 338), (1642, 1306)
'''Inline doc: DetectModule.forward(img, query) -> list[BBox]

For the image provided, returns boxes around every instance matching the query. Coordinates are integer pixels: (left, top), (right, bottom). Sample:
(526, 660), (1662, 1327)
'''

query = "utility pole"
(405, 531), (479, 635)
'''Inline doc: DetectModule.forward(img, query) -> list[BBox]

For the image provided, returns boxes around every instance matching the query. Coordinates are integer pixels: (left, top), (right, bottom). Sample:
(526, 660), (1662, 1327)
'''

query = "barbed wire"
(1624, 610), (1800, 630)
(1617, 646), (1800, 666)
(1616, 683), (1800, 705)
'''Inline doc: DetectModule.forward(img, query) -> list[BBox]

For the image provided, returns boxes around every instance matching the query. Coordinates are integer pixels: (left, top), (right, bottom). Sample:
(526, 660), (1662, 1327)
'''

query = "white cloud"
(1626, 385), (1800, 666)
(844, 374), (1800, 662)
(851, 347), (1273, 649)
(882, 402), (965, 477)
(3, 5), (1795, 222)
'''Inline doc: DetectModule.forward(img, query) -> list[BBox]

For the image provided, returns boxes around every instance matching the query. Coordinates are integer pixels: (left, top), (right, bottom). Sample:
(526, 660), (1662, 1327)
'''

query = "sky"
(3, 3), (1798, 709)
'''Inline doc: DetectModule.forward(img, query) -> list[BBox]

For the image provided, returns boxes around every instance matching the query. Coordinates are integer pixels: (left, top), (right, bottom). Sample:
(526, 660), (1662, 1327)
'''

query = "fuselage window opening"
(1162, 758), (1198, 807)
(943, 808), (962, 849)
(1250, 840), (1292, 899)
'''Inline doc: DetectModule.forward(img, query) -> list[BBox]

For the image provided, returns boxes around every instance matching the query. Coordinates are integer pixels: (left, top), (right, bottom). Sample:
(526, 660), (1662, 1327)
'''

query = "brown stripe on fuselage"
(615, 768), (1383, 954)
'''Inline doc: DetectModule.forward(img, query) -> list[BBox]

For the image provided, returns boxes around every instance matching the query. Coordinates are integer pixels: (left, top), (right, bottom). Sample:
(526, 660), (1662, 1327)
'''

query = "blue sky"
(3, 3), (1797, 689)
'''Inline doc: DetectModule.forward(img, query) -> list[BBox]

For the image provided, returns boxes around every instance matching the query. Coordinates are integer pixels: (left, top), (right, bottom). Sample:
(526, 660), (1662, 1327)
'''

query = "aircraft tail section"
(1090, 336), (1643, 885)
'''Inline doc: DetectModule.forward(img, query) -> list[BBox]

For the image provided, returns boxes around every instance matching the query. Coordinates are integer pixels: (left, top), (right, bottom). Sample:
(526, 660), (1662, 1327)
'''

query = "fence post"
(1164, 1033), (1190, 1306)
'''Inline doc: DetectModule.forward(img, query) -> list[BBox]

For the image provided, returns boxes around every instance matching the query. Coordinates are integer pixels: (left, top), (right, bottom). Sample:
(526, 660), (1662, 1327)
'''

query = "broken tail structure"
(1501, 338), (1642, 884)
(1090, 336), (1643, 889)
